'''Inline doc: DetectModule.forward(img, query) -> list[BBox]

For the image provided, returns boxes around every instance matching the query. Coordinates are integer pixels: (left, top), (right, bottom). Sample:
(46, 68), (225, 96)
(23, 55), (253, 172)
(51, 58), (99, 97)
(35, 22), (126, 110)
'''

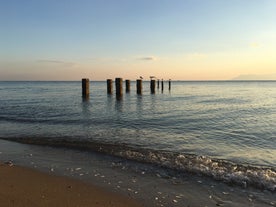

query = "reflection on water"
(136, 95), (143, 119)
(116, 94), (123, 101)
(82, 95), (90, 102)
(0, 81), (275, 167)
(115, 96), (123, 113)
(81, 97), (91, 120)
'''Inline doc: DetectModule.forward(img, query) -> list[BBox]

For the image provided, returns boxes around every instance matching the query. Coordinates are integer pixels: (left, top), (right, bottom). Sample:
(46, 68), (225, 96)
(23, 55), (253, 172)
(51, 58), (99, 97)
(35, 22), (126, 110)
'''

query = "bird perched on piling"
(139, 76), (143, 80)
(150, 76), (156, 80)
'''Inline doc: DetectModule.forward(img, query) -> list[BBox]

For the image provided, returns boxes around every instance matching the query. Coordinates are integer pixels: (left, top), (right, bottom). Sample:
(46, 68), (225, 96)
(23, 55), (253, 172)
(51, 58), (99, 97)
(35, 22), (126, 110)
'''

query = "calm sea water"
(0, 81), (275, 190)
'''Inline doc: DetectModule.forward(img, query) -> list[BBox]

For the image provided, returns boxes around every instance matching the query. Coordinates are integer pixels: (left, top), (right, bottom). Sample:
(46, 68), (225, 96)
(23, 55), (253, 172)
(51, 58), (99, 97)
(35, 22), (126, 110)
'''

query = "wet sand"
(0, 162), (142, 207)
(1, 140), (275, 207)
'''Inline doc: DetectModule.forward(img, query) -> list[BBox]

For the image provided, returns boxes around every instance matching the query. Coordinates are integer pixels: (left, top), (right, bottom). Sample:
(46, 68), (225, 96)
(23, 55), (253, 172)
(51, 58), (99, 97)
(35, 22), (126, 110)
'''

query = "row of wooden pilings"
(82, 78), (171, 98)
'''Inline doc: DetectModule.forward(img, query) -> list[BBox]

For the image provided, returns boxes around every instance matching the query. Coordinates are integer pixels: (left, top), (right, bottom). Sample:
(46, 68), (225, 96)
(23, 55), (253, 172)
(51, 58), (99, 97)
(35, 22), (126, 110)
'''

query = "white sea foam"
(117, 148), (276, 191)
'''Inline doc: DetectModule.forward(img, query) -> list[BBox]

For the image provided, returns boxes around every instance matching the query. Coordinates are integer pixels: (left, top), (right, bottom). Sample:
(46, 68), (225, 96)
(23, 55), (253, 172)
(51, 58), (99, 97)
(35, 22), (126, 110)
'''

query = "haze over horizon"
(1, 0), (276, 81)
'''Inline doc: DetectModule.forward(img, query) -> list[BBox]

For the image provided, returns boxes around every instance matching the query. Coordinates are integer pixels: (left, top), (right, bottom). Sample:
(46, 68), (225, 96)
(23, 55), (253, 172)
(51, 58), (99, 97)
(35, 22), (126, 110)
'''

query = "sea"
(0, 81), (275, 206)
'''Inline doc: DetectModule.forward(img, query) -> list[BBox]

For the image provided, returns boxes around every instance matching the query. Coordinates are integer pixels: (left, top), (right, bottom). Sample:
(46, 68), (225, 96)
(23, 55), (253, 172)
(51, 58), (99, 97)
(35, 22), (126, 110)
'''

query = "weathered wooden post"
(107, 79), (113, 94)
(161, 79), (164, 91)
(169, 79), (171, 91)
(157, 79), (160, 89)
(82, 78), (89, 98)
(115, 78), (123, 97)
(125, 80), (130, 93)
(136, 79), (142, 95)
(150, 79), (156, 94)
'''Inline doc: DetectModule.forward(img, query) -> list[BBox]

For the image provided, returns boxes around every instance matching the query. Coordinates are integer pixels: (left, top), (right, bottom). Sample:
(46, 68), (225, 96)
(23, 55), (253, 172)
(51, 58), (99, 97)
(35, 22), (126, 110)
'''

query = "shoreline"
(0, 139), (275, 207)
(0, 162), (142, 207)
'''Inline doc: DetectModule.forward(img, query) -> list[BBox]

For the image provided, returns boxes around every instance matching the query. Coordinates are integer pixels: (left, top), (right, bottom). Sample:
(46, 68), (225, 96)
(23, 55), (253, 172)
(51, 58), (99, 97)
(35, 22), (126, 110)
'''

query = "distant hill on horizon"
(232, 74), (276, 81)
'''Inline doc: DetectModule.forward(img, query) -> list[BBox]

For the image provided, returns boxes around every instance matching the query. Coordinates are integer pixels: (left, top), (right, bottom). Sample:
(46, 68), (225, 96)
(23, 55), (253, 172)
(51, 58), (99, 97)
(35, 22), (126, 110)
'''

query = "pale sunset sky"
(1, 0), (276, 81)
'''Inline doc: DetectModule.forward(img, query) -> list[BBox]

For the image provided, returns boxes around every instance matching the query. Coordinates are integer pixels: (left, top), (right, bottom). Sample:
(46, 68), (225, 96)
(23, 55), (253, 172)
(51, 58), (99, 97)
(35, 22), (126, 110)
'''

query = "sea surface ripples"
(0, 81), (275, 190)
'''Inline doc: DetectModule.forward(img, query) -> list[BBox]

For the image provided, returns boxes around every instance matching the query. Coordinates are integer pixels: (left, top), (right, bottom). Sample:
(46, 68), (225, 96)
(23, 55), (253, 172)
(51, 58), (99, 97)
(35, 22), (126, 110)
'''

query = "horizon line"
(1, 79), (276, 82)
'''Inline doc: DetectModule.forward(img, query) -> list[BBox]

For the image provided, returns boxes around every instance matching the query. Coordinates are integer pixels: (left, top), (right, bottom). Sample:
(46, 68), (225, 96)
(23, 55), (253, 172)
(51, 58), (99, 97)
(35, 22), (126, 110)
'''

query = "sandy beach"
(0, 162), (142, 207)
(1, 139), (275, 207)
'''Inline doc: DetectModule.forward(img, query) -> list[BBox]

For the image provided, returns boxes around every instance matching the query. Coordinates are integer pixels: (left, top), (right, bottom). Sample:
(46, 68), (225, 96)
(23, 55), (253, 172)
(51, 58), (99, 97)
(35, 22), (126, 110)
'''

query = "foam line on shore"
(1, 137), (276, 191)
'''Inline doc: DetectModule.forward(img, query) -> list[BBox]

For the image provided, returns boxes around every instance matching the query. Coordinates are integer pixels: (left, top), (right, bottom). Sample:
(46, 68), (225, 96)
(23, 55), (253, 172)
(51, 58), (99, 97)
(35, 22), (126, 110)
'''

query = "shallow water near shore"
(0, 139), (275, 207)
(0, 81), (276, 205)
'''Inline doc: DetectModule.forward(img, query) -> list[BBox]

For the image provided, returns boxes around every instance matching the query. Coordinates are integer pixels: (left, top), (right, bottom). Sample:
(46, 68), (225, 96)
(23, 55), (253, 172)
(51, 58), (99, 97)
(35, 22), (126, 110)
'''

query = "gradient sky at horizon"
(1, 0), (276, 80)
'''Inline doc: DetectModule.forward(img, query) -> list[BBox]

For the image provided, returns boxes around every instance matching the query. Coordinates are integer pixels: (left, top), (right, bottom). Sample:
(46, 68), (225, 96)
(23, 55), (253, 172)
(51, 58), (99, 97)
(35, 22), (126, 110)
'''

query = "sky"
(1, 0), (276, 81)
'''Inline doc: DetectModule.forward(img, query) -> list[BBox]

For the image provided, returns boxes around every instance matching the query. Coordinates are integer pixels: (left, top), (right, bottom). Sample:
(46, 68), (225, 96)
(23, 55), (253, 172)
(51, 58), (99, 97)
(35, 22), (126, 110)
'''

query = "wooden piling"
(125, 80), (130, 93)
(161, 79), (164, 91)
(115, 78), (123, 96)
(107, 79), (113, 94)
(82, 78), (89, 98)
(157, 79), (160, 89)
(136, 79), (142, 94)
(150, 80), (156, 94)
(169, 79), (171, 90)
